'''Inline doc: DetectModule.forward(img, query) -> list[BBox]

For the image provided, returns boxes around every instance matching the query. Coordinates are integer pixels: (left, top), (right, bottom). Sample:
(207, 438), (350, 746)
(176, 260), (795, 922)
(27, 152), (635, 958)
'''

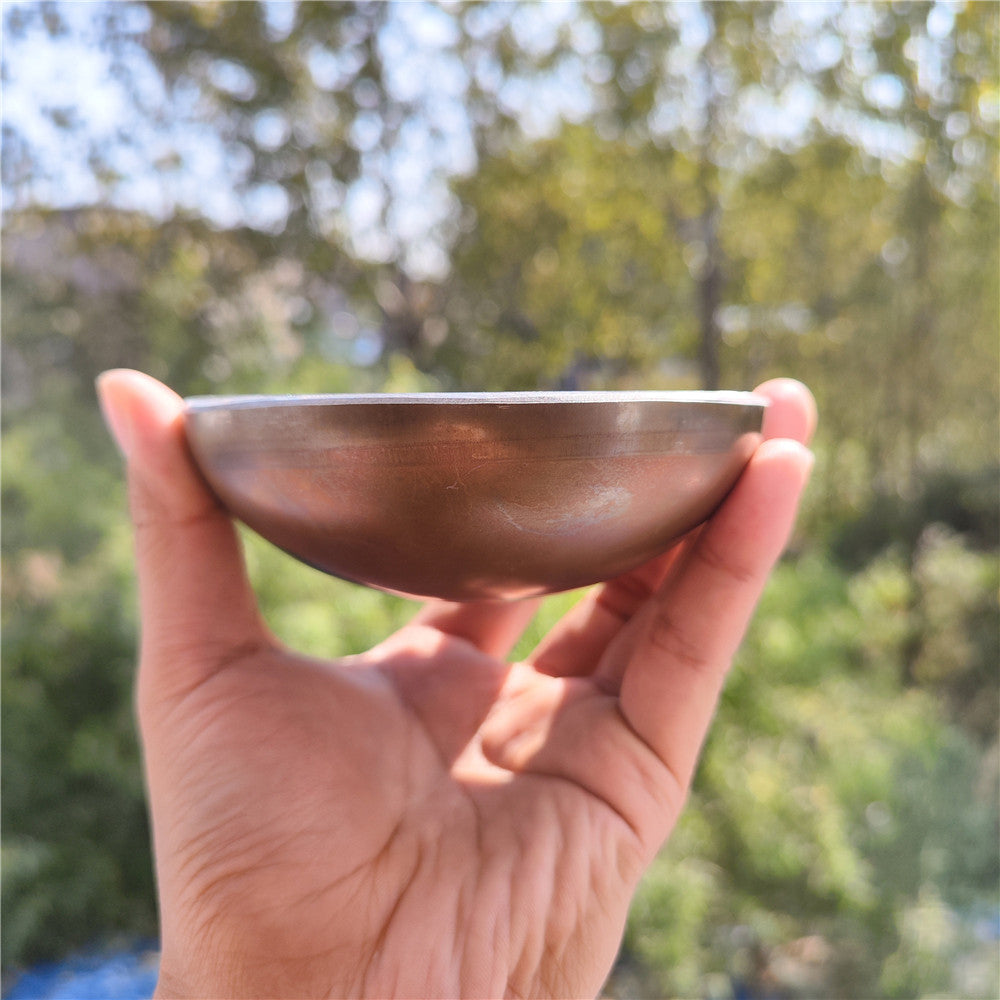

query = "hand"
(97, 371), (815, 1000)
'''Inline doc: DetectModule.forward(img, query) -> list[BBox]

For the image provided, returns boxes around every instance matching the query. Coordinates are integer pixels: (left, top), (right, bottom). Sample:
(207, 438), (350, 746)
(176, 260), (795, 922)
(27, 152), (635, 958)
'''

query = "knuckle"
(597, 573), (656, 622)
(693, 534), (758, 588)
(644, 606), (712, 675)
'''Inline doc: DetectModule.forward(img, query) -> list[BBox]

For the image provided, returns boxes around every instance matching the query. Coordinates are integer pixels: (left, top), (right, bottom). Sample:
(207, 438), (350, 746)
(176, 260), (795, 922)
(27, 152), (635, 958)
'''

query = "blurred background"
(2, 2), (997, 997)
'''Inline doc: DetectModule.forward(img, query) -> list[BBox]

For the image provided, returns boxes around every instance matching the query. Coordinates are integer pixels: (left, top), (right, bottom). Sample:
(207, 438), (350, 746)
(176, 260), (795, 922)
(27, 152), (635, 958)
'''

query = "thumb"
(97, 370), (269, 698)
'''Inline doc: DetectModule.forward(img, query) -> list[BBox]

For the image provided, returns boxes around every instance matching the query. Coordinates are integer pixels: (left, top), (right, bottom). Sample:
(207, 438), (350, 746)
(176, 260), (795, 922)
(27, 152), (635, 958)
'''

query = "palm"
(147, 624), (661, 999)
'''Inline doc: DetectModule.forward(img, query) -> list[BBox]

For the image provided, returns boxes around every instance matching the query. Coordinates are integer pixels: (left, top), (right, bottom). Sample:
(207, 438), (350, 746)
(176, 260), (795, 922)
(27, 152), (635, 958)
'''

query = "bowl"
(184, 391), (766, 602)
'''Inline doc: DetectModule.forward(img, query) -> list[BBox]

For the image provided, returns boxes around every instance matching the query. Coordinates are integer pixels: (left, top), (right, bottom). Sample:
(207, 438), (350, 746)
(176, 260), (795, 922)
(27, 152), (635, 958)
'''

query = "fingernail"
(95, 371), (135, 459)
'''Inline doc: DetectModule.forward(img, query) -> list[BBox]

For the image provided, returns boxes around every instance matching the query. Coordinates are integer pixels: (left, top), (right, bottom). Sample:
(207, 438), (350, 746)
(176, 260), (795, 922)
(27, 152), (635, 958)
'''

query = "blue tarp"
(3, 947), (158, 1000)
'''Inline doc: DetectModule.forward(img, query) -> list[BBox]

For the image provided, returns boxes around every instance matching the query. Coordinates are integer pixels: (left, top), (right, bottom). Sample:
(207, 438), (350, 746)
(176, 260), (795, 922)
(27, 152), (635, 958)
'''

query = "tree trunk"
(697, 204), (723, 391)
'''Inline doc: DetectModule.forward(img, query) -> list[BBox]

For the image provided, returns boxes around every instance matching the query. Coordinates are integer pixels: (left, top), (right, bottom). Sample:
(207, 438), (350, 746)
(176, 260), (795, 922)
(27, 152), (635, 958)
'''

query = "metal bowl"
(184, 391), (765, 601)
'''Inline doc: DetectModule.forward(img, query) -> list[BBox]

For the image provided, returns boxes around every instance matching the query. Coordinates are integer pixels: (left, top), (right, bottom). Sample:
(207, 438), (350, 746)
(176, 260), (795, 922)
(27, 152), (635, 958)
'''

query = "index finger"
(529, 378), (816, 679)
(614, 437), (814, 794)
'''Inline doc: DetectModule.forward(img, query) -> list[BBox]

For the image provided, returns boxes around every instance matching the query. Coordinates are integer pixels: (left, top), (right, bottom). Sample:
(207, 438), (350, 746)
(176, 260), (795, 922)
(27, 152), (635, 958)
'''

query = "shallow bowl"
(184, 391), (765, 601)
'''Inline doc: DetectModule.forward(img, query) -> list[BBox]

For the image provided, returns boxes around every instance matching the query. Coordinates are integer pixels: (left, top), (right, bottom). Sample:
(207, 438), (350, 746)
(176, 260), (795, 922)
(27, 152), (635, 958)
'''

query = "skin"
(97, 370), (815, 1000)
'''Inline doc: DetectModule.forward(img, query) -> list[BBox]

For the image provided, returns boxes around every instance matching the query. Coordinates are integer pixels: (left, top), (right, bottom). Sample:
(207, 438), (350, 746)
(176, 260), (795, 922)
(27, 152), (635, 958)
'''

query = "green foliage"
(443, 126), (696, 389)
(2, 419), (155, 968)
(619, 550), (999, 998)
(242, 529), (414, 658)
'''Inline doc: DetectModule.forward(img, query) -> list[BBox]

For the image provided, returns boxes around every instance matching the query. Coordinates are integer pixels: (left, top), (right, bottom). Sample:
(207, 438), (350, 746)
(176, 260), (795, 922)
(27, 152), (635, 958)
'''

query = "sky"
(2, 0), (978, 279)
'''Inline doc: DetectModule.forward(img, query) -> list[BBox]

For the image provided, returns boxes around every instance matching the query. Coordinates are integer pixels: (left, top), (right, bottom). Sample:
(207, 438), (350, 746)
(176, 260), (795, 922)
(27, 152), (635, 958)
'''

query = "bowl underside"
(185, 391), (765, 601)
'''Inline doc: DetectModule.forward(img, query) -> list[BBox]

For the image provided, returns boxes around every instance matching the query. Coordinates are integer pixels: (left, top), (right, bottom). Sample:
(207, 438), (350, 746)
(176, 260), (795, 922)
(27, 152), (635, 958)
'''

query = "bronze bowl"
(184, 391), (765, 602)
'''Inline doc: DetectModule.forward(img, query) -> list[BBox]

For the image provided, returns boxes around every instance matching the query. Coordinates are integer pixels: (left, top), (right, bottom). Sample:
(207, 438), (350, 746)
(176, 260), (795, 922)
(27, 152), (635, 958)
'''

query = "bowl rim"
(186, 390), (768, 412)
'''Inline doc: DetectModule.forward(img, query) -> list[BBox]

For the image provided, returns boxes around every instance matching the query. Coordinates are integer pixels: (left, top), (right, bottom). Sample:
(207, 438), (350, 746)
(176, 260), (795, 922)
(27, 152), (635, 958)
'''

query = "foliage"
(617, 548), (998, 998)
(2, 412), (153, 969)
(3, 1), (998, 995)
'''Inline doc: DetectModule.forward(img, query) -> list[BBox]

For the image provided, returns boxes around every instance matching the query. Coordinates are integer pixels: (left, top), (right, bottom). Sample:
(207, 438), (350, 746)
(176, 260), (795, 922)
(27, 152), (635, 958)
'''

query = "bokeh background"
(2, 2), (998, 997)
